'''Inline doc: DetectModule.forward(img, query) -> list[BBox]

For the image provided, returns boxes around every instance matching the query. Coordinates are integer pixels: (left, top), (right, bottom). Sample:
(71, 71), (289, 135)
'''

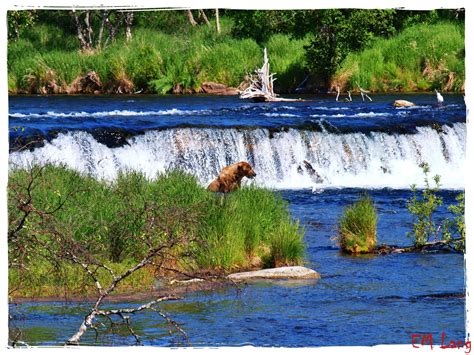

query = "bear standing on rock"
(207, 161), (257, 193)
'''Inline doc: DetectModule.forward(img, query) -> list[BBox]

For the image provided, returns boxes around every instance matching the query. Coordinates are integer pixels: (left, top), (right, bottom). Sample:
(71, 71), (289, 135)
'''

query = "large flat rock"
(227, 266), (320, 281)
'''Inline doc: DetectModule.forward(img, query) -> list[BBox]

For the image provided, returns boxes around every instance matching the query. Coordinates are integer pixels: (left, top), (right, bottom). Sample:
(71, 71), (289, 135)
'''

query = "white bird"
(435, 89), (444, 105)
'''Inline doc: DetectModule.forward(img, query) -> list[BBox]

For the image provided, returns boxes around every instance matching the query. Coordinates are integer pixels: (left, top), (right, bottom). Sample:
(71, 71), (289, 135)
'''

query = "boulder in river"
(227, 266), (320, 281)
(393, 99), (415, 107)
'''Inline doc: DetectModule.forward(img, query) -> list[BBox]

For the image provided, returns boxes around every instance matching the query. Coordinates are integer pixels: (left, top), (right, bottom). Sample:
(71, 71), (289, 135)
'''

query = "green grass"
(337, 194), (378, 254)
(8, 165), (305, 297)
(333, 22), (465, 92)
(8, 22), (308, 94)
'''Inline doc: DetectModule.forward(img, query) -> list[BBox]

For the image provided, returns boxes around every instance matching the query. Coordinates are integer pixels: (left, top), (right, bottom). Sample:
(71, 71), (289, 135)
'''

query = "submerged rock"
(393, 99), (416, 107)
(227, 266), (320, 281)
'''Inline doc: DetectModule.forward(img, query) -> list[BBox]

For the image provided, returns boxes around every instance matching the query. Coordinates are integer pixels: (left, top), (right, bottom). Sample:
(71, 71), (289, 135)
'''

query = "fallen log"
(375, 238), (464, 255)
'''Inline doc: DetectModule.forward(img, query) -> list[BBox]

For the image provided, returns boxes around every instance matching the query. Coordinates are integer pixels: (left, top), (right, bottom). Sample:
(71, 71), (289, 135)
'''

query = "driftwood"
(240, 48), (303, 102)
(356, 82), (372, 102)
(335, 85), (352, 102)
(375, 238), (464, 255)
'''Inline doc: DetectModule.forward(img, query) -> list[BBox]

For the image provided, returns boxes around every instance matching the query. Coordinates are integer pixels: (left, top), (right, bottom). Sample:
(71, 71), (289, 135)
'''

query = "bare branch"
(96, 296), (182, 316)
(153, 308), (189, 344)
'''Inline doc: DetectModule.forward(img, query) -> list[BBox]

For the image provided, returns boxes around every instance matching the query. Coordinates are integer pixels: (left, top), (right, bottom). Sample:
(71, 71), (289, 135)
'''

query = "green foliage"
(335, 22), (465, 91)
(338, 193), (378, 254)
(407, 163), (443, 246)
(407, 163), (465, 252)
(305, 9), (397, 85)
(267, 221), (305, 268)
(8, 10), (38, 40)
(444, 193), (466, 251)
(229, 10), (307, 43)
(8, 9), (465, 93)
(8, 20), (307, 94)
(266, 34), (309, 92)
(194, 185), (304, 270)
(8, 165), (305, 296)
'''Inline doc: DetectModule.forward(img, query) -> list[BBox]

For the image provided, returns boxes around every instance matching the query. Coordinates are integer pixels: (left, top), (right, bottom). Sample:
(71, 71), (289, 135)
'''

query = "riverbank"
(7, 23), (308, 95)
(333, 22), (464, 92)
(8, 20), (464, 95)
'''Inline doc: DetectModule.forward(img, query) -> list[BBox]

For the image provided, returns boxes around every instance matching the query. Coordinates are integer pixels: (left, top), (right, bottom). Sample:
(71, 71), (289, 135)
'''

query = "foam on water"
(9, 123), (465, 190)
(9, 108), (212, 119)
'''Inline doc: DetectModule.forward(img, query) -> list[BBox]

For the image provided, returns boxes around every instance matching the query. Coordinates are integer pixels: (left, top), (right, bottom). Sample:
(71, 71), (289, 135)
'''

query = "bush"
(407, 163), (443, 246)
(407, 163), (465, 251)
(337, 194), (378, 254)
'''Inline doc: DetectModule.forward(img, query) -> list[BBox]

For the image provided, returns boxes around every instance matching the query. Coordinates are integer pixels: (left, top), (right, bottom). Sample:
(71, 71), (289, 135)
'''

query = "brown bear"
(207, 161), (257, 193)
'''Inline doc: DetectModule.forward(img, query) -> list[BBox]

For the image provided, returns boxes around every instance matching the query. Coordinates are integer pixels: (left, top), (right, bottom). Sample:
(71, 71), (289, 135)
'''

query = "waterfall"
(9, 123), (466, 190)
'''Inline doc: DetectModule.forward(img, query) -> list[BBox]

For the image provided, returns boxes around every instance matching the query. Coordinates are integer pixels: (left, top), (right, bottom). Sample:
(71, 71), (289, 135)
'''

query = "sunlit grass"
(334, 22), (464, 92)
(8, 165), (305, 297)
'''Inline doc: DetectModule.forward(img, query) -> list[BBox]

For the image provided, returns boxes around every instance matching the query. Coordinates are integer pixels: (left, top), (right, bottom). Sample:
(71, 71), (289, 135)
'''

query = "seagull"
(435, 89), (444, 105)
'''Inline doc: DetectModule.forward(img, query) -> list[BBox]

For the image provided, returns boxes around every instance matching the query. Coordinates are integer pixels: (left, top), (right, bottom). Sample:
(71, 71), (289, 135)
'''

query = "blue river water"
(8, 94), (466, 347)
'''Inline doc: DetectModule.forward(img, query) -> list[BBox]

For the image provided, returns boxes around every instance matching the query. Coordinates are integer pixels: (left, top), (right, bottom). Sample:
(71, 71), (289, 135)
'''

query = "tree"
(70, 10), (134, 52)
(406, 162), (465, 252)
(304, 9), (396, 87)
(8, 10), (37, 40)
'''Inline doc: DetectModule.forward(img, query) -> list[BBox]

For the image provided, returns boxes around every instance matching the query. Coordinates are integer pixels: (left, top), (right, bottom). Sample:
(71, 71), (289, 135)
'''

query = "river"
(8, 93), (466, 347)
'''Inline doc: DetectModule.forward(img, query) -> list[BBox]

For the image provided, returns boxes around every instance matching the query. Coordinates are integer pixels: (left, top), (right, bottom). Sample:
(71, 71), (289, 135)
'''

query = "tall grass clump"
(333, 22), (465, 92)
(197, 185), (304, 270)
(337, 194), (378, 254)
(8, 165), (305, 297)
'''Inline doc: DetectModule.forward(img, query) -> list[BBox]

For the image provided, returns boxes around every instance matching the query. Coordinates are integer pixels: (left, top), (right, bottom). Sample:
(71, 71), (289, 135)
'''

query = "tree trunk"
(215, 9), (221, 34)
(198, 10), (211, 27)
(97, 10), (109, 50)
(104, 12), (123, 48)
(83, 11), (93, 47)
(71, 9), (91, 52)
(186, 10), (197, 26)
(125, 12), (134, 42)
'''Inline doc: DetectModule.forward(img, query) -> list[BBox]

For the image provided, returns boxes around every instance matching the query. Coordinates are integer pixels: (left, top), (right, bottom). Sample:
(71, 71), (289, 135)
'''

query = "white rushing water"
(9, 123), (466, 190)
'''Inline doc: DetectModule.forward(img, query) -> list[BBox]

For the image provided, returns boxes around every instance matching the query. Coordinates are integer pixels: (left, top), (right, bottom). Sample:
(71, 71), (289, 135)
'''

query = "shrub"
(407, 162), (443, 246)
(407, 163), (465, 251)
(337, 193), (378, 254)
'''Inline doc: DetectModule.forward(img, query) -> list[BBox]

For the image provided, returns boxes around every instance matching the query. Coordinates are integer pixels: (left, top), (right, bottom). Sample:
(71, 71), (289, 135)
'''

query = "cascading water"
(8, 95), (467, 346)
(9, 122), (465, 190)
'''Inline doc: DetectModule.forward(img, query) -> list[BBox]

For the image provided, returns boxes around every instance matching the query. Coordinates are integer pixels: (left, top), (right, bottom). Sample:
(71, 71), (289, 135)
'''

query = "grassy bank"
(8, 21), (308, 95)
(333, 23), (464, 92)
(8, 165), (304, 298)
